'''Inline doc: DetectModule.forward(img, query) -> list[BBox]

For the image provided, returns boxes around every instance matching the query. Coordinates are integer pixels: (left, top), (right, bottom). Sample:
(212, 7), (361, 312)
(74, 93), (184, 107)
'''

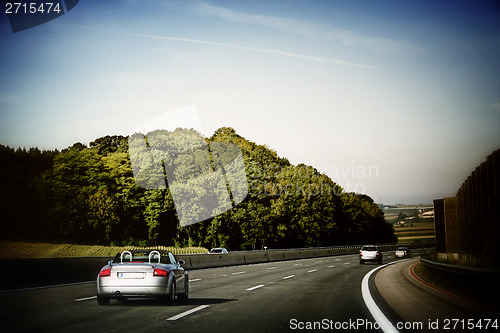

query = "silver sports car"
(96, 249), (188, 305)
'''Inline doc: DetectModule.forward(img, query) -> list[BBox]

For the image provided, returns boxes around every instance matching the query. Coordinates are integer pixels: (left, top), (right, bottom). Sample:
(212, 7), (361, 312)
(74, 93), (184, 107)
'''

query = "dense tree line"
(0, 128), (395, 249)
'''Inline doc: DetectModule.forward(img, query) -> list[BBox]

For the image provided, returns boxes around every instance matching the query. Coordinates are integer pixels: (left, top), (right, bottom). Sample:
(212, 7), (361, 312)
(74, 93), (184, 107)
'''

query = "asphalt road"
(0, 250), (432, 333)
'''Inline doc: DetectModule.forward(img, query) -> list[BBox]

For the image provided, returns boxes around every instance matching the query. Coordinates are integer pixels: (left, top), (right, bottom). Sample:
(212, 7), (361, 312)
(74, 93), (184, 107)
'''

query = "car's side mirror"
(178, 259), (185, 266)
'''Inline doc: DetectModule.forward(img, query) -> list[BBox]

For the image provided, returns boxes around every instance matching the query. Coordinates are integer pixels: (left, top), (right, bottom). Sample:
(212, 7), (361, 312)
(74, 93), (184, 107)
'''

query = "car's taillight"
(99, 268), (111, 277)
(376, 252), (380, 256)
(153, 268), (168, 277)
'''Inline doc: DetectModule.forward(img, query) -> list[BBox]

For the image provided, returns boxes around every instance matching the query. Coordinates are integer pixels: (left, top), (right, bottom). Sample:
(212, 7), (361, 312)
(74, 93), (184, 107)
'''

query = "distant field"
(397, 235), (436, 243)
(0, 241), (209, 258)
(393, 222), (435, 244)
(394, 222), (435, 229)
(384, 213), (399, 222)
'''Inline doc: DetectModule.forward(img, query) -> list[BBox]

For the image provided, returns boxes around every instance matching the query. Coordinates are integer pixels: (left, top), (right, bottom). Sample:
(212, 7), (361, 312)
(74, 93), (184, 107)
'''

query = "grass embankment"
(0, 241), (209, 258)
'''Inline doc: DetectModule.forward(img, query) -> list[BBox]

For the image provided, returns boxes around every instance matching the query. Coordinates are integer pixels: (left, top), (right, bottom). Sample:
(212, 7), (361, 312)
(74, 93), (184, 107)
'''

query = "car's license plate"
(119, 272), (144, 279)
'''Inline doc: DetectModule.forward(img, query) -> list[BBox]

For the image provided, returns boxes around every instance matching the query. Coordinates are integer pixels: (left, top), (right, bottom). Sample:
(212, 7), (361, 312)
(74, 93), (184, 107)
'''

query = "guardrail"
(0, 243), (434, 291)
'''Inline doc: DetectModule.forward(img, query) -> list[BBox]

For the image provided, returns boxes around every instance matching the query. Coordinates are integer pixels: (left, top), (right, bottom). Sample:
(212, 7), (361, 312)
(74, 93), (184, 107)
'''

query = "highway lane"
(0, 249), (431, 333)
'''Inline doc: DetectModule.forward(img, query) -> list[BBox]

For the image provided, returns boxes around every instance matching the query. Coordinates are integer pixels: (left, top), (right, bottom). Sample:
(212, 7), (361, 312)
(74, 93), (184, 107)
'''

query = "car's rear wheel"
(168, 281), (176, 302)
(178, 280), (189, 300)
(97, 295), (110, 305)
(359, 259), (364, 265)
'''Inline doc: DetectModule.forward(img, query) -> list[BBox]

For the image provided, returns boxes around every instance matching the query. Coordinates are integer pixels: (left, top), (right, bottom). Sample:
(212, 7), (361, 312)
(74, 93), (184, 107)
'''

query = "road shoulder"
(374, 258), (490, 332)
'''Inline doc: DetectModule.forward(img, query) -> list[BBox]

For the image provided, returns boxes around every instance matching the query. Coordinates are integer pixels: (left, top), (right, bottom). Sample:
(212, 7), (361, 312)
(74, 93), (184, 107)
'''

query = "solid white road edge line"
(361, 261), (403, 333)
(246, 284), (265, 291)
(0, 281), (95, 294)
(166, 305), (210, 321)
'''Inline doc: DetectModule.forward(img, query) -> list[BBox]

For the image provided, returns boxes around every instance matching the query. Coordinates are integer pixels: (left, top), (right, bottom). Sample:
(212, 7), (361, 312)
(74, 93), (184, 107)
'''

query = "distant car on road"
(96, 249), (188, 305)
(209, 247), (228, 254)
(359, 245), (383, 264)
(395, 246), (411, 259)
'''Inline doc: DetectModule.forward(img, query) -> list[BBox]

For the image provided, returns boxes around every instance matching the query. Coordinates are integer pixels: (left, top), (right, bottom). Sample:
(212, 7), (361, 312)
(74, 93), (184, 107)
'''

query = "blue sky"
(1, 0), (499, 204)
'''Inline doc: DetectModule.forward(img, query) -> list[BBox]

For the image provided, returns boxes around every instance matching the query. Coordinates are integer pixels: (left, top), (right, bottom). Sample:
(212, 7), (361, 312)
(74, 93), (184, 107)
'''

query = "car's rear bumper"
(97, 285), (169, 298)
(360, 256), (381, 261)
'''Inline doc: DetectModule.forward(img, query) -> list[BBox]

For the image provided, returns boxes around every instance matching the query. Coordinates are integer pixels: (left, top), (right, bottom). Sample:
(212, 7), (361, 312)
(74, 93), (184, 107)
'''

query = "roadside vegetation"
(0, 127), (396, 250)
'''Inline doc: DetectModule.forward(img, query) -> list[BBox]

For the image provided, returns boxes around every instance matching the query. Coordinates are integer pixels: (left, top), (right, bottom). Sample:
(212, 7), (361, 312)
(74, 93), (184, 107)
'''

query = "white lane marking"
(189, 278), (201, 282)
(246, 284), (265, 291)
(294, 264), (302, 266)
(74, 296), (97, 302)
(267, 266), (278, 270)
(344, 262), (351, 265)
(315, 261), (324, 263)
(361, 262), (400, 333)
(283, 275), (295, 280)
(328, 265), (335, 268)
(232, 271), (245, 275)
(308, 269), (317, 273)
(166, 305), (210, 321)
(0, 281), (95, 294)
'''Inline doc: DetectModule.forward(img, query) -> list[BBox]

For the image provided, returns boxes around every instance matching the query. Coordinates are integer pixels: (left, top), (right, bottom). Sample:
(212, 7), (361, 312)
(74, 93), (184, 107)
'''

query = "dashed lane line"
(232, 271), (245, 275)
(73, 296), (97, 302)
(189, 278), (201, 282)
(246, 284), (265, 291)
(166, 305), (210, 321)
(283, 275), (296, 280)
(308, 269), (317, 273)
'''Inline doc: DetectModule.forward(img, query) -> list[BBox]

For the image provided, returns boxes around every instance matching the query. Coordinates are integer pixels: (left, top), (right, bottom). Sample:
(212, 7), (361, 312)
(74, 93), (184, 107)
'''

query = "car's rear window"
(362, 246), (377, 251)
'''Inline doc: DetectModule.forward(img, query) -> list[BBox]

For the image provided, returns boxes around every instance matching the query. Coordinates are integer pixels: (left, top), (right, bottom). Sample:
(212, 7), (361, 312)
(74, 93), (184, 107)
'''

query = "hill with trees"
(0, 127), (395, 249)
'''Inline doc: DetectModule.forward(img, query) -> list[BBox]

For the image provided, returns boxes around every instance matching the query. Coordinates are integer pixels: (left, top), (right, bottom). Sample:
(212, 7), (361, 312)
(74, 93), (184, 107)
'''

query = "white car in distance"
(359, 245), (383, 264)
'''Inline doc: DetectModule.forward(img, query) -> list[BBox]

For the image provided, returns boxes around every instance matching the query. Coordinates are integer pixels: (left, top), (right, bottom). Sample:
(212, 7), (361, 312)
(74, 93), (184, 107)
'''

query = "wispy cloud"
(191, 1), (327, 39)
(326, 30), (424, 55)
(131, 33), (373, 68)
(191, 1), (424, 56)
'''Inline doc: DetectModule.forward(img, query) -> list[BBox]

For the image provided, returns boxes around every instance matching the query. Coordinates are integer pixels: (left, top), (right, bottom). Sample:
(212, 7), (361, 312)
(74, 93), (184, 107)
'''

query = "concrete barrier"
(0, 243), (434, 290)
